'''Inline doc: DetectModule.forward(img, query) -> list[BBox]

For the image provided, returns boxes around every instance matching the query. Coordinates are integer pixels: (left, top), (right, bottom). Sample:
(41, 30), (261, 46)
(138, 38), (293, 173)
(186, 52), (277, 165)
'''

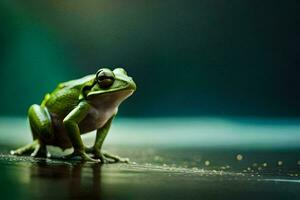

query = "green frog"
(11, 68), (136, 163)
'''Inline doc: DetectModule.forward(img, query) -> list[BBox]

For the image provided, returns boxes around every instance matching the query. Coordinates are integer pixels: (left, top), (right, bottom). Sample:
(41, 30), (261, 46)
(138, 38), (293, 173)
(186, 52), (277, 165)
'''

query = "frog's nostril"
(130, 81), (136, 90)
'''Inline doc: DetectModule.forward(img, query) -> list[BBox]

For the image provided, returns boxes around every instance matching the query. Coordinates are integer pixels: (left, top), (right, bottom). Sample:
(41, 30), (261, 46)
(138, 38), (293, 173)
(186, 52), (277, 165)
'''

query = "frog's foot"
(10, 140), (39, 156)
(103, 151), (130, 163)
(85, 147), (107, 163)
(64, 150), (100, 163)
(85, 147), (129, 163)
(30, 143), (47, 158)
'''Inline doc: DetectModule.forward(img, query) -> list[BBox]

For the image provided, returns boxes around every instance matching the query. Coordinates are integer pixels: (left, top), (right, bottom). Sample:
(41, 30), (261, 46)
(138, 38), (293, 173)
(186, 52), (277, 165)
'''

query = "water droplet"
(204, 160), (210, 166)
(252, 163), (258, 167)
(277, 161), (283, 166)
(297, 160), (300, 165)
(154, 156), (162, 161)
(236, 154), (243, 161)
(262, 162), (267, 167)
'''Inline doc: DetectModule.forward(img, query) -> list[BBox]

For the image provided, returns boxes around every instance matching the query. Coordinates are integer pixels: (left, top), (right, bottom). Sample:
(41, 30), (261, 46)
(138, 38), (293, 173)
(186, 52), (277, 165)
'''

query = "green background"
(0, 0), (299, 117)
(1, 2), (300, 199)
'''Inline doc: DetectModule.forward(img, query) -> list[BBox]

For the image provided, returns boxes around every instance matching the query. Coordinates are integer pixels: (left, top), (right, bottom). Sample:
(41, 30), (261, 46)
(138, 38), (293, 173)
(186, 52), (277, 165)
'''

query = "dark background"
(0, 0), (299, 117)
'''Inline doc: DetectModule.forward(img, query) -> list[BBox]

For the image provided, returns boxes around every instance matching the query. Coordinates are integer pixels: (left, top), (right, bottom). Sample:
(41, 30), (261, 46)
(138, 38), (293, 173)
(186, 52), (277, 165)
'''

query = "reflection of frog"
(30, 161), (102, 199)
(11, 68), (136, 163)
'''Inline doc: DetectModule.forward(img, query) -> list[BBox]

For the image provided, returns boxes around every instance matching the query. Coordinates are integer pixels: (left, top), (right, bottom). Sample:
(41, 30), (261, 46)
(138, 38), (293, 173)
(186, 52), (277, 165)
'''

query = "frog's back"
(58, 74), (95, 89)
(44, 75), (95, 118)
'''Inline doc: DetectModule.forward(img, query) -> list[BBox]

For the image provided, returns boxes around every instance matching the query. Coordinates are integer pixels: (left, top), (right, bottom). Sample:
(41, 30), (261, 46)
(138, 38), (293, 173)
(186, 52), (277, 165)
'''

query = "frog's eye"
(114, 68), (127, 75)
(96, 68), (115, 88)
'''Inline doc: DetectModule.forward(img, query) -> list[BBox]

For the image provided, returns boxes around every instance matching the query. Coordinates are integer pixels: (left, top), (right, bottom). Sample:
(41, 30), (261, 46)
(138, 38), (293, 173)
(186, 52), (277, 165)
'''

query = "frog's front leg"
(11, 104), (51, 157)
(63, 101), (100, 162)
(85, 116), (129, 163)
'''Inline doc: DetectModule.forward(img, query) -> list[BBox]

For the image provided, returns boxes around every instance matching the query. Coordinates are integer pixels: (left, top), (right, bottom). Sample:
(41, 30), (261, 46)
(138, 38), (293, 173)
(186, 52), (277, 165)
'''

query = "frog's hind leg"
(11, 104), (53, 158)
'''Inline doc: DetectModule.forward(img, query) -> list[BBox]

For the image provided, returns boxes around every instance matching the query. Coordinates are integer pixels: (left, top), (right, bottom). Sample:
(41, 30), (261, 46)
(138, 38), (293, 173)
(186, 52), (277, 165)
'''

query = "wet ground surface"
(1, 117), (300, 199)
(1, 145), (300, 200)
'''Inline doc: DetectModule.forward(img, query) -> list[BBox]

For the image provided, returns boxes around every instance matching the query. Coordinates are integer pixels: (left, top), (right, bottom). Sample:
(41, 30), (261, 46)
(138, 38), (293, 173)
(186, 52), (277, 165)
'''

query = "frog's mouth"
(87, 82), (135, 98)
(87, 87), (134, 98)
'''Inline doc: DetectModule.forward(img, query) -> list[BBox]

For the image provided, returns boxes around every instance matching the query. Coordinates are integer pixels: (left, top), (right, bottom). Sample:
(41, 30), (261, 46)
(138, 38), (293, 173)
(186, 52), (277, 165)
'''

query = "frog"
(10, 67), (136, 163)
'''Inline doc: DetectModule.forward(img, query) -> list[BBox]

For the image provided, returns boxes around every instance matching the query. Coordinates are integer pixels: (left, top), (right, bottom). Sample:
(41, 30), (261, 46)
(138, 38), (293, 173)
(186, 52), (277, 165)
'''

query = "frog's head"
(85, 68), (136, 103)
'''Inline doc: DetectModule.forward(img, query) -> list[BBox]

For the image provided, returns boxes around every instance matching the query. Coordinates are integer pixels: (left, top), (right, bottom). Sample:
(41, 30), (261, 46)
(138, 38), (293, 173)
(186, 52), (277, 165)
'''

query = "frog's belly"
(78, 106), (117, 133)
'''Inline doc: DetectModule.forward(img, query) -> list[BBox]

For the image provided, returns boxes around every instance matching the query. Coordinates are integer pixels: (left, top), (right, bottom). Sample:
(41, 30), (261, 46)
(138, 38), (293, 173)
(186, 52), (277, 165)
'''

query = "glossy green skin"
(11, 68), (136, 163)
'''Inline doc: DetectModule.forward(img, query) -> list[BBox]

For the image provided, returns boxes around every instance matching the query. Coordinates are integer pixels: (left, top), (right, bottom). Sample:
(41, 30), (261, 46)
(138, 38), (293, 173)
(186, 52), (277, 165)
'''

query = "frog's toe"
(10, 149), (23, 156)
(89, 151), (108, 163)
(10, 140), (39, 156)
(103, 152), (130, 163)
(64, 151), (101, 163)
(11, 149), (32, 156)
(82, 148), (129, 163)
(81, 152), (101, 163)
